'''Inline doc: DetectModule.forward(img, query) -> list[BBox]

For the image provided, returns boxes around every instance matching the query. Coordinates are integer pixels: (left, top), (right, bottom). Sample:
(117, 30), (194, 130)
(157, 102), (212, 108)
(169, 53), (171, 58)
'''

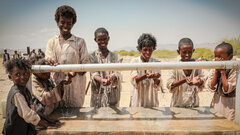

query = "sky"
(0, 0), (240, 52)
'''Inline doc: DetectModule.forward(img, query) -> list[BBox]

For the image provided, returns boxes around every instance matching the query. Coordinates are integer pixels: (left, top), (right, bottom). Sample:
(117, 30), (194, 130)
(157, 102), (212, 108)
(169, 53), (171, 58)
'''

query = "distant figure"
(38, 49), (45, 59)
(89, 27), (122, 107)
(45, 5), (89, 107)
(130, 33), (162, 108)
(166, 38), (205, 108)
(29, 49), (37, 58)
(2, 49), (10, 64)
(207, 42), (236, 121)
(29, 49), (38, 64)
(13, 50), (20, 59)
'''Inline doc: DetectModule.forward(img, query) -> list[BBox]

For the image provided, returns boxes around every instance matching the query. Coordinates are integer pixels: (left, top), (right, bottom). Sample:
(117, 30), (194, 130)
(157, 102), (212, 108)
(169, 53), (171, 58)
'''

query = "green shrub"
(152, 50), (178, 58)
(223, 36), (240, 57)
(192, 48), (214, 61)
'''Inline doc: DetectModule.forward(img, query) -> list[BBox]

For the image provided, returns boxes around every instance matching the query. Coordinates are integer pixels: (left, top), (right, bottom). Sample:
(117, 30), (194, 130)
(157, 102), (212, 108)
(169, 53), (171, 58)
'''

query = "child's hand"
(192, 76), (202, 86)
(215, 57), (223, 61)
(101, 78), (111, 86)
(146, 72), (160, 79)
(186, 77), (193, 86)
(60, 73), (72, 85)
(46, 59), (59, 66)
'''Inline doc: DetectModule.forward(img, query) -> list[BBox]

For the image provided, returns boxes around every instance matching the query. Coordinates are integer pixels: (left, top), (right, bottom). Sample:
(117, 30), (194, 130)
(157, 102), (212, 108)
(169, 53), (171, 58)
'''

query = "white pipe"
(32, 61), (240, 73)
(32, 60), (240, 125)
(235, 67), (240, 126)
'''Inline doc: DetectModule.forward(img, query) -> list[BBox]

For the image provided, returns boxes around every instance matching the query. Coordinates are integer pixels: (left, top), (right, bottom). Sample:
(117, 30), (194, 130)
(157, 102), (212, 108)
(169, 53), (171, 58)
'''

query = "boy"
(45, 5), (89, 107)
(130, 33), (162, 107)
(2, 58), (55, 135)
(89, 27), (122, 107)
(32, 58), (71, 116)
(166, 38), (205, 108)
(208, 42), (236, 121)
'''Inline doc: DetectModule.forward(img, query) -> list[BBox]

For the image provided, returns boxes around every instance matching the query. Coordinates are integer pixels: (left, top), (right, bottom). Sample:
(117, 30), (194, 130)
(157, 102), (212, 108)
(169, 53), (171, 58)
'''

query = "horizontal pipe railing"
(31, 60), (240, 126)
(32, 61), (240, 73)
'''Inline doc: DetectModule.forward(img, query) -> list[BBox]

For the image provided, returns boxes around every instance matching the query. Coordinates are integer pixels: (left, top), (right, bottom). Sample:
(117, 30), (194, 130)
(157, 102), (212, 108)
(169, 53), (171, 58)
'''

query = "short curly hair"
(215, 42), (233, 55)
(178, 38), (194, 50)
(4, 58), (31, 74)
(55, 5), (77, 24)
(137, 33), (157, 51)
(94, 27), (109, 38)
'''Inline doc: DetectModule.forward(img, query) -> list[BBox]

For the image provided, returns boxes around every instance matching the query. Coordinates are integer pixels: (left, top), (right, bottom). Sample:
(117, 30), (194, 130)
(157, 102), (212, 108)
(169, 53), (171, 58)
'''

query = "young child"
(2, 58), (56, 135)
(208, 42), (236, 121)
(166, 38), (205, 108)
(32, 58), (71, 116)
(130, 33), (162, 108)
(45, 5), (89, 107)
(89, 27), (122, 107)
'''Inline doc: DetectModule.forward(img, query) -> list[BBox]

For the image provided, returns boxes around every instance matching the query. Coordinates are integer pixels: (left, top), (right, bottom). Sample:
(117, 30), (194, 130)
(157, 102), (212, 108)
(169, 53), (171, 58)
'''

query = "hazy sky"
(0, 0), (240, 52)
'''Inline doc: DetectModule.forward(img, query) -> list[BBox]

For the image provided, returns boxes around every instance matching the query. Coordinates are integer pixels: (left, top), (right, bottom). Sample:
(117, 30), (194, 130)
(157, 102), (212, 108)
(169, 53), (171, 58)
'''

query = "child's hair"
(215, 42), (233, 55)
(178, 38), (194, 50)
(94, 27), (109, 38)
(55, 5), (77, 24)
(4, 58), (31, 74)
(137, 33), (157, 51)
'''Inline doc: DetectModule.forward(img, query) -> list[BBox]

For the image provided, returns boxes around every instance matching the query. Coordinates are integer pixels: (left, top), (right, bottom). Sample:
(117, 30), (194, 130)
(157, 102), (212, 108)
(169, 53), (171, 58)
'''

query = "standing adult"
(2, 49), (10, 64)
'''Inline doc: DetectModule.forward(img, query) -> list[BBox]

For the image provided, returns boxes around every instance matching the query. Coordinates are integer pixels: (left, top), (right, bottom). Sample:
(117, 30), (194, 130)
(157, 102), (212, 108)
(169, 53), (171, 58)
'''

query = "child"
(32, 58), (71, 116)
(207, 42), (236, 121)
(89, 27), (122, 107)
(45, 5), (89, 107)
(130, 33), (162, 107)
(166, 38), (205, 108)
(2, 58), (56, 135)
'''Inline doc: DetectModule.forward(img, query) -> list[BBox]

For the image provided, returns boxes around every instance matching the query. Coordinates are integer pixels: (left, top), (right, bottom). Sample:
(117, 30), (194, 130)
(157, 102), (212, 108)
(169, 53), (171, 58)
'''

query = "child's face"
(141, 46), (153, 62)
(95, 33), (109, 50)
(57, 16), (73, 36)
(8, 67), (31, 88)
(214, 48), (233, 61)
(177, 45), (194, 61)
(34, 72), (50, 80)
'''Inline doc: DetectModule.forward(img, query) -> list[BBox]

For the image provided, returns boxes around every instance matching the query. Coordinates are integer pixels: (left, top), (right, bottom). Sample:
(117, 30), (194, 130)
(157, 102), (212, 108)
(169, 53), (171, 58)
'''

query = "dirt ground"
(0, 57), (214, 133)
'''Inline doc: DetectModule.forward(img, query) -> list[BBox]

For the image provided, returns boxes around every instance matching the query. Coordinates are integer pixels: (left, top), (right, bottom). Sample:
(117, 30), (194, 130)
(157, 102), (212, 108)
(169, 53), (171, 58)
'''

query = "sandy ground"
(0, 57), (214, 133)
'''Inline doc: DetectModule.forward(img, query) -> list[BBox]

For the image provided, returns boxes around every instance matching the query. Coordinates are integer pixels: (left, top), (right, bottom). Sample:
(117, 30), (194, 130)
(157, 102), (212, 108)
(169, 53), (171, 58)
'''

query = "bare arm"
(134, 74), (148, 84)
(170, 78), (187, 89)
(220, 70), (229, 92)
(210, 70), (219, 90)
